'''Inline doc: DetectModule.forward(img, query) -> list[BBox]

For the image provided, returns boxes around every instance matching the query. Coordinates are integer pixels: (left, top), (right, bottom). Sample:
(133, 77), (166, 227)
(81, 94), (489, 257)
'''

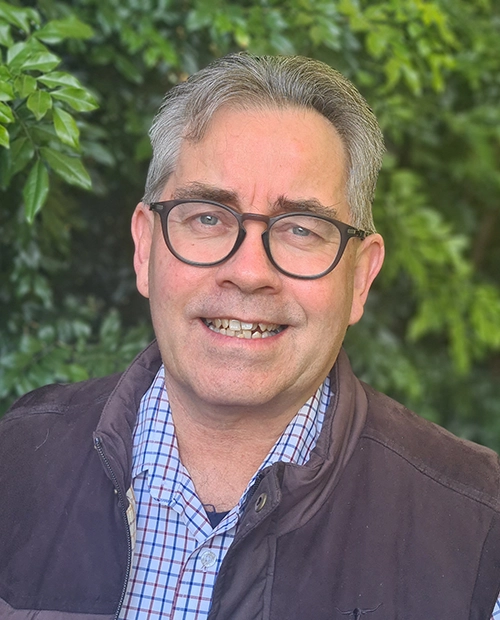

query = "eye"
(291, 225), (312, 237)
(199, 214), (220, 226)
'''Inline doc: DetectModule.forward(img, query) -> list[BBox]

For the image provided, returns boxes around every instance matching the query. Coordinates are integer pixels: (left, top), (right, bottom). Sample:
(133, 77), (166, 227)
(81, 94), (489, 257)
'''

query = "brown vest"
(1, 345), (500, 619)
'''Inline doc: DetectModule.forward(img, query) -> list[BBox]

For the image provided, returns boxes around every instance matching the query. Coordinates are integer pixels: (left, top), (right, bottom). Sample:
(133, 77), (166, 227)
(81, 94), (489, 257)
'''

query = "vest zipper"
(94, 435), (132, 620)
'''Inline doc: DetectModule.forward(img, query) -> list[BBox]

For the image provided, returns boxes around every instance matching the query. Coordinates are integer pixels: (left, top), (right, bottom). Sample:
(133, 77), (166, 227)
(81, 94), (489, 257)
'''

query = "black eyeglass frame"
(149, 199), (373, 280)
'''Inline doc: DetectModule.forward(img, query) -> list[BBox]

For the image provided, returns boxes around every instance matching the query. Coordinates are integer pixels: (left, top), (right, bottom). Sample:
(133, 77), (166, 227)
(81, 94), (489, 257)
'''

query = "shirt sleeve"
(492, 597), (500, 618)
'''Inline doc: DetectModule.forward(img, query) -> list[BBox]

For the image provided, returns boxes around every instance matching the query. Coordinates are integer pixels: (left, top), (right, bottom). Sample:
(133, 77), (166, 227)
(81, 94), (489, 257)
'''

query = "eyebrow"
(172, 183), (240, 206)
(273, 195), (340, 220)
(172, 182), (340, 219)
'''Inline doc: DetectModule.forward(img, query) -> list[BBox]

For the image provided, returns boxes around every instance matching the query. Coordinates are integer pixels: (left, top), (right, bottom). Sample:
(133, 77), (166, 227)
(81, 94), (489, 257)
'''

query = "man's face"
(132, 106), (383, 418)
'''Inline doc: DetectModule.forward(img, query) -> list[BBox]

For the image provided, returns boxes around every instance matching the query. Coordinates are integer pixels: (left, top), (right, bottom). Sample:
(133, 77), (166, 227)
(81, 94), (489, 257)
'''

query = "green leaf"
(384, 57), (402, 89)
(402, 63), (422, 95)
(40, 146), (91, 190)
(20, 50), (61, 73)
(51, 87), (98, 112)
(366, 28), (390, 59)
(23, 159), (49, 222)
(0, 79), (14, 102)
(0, 22), (13, 47)
(7, 41), (28, 66)
(14, 74), (37, 98)
(84, 140), (114, 166)
(234, 27), (250, 49)
(34, 15), (94, 44)
(0, 2), (38, 33)
(10, 136), (34, 177)
(0, 101), (14, 123)
(8, 41), (60, 74)
(52, 106), (80, 149)
(27, 90), (52, 120)
(37, 71), (83, 90)
(30, 123), (57, 142)
(186, 8), (212, 31)
(114, 55), (143, 83)
(0, 124), (9, 148)
(0, 144), (11, 185)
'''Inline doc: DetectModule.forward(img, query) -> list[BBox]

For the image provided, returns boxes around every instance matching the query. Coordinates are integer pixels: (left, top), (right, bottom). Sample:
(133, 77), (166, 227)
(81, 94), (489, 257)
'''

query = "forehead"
(162, 105), (349, 216)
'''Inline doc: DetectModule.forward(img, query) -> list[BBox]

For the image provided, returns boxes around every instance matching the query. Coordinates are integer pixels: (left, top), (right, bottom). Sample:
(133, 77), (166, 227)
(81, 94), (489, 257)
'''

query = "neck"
(164, 375), (319, 511)
(172, 407), (284, 511)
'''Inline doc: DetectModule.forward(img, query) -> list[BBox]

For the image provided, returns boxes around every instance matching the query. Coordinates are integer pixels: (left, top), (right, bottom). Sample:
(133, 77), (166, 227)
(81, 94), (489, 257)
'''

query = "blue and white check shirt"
(120, 365), (330, 619)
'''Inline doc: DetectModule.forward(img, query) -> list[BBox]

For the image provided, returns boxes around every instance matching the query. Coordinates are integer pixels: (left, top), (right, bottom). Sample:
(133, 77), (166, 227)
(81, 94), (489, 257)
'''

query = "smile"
(202, 318), (286, 339)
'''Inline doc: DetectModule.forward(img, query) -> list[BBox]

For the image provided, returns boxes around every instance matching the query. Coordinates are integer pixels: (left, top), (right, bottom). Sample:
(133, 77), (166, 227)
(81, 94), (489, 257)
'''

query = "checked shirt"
(119, 365), (330, 620)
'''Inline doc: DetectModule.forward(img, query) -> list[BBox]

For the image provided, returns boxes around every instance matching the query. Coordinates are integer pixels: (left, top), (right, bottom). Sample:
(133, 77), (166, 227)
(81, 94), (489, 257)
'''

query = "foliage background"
(1, 0), (499, 449)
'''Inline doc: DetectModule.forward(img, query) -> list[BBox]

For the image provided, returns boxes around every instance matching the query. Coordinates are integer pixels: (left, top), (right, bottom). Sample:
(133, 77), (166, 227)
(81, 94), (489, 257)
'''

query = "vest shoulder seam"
(361, 430), (500, 512)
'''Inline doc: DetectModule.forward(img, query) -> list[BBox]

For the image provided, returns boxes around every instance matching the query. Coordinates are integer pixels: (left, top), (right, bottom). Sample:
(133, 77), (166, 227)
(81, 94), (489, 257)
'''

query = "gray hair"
(144, 53), (384, 230)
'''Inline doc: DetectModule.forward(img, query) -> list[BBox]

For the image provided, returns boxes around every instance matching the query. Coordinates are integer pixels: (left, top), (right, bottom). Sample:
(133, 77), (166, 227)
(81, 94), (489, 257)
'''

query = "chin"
(195, 383), (279, 409)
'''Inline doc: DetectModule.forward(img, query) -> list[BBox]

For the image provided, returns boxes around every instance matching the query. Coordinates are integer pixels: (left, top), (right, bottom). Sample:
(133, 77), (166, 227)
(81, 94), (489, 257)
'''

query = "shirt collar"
(132, 365), (331, 512)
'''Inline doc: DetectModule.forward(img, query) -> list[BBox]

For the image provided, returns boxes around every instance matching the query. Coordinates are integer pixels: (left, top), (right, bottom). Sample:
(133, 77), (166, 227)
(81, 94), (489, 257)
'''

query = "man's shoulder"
(360, 382), (500, 509)
(2, 341), (162, 426)
(2, 372), (122, 423)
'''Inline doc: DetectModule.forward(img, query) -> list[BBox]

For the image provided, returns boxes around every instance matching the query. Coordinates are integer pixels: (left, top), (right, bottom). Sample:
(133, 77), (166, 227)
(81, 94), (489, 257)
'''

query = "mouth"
(202, 318), (286, 339)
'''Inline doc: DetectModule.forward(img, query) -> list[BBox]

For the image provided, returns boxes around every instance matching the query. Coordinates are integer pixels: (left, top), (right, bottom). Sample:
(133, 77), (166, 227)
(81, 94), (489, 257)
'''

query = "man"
(1, 53), (500, 620)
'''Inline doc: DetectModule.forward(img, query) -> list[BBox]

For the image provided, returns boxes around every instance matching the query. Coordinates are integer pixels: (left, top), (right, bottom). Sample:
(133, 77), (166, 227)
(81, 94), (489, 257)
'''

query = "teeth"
(263, 324), (279, 332)
(204, 318), (284, 339)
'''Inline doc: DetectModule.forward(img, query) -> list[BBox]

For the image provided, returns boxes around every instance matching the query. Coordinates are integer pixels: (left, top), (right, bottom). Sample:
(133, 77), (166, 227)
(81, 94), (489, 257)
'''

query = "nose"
(214, 220), (282, 293)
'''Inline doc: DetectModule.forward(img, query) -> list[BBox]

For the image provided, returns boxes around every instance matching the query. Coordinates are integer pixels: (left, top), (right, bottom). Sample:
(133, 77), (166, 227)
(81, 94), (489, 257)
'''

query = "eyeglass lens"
(166, 202), (343, 278)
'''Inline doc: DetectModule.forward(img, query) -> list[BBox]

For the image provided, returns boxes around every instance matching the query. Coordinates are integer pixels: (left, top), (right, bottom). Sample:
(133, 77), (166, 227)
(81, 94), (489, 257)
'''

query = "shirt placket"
(168, 494), (239, 620)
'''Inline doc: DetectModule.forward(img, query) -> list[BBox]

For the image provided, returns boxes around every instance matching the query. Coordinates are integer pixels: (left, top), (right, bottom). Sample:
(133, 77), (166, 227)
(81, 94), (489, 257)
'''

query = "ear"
(131, 202), (154, 299)
(348, 233), (385, 326)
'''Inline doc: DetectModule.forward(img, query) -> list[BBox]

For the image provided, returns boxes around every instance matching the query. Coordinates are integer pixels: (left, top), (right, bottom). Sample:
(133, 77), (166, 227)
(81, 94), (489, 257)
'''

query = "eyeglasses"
(149, 199), (373, 280)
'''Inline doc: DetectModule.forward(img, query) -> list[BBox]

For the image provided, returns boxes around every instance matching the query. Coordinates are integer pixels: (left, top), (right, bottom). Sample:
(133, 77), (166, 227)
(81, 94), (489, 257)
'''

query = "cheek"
(148, 228), (185, 295)
(147, 245), (183, 317)
(301, 272), (354, 335)
(148, 249), (209, 318)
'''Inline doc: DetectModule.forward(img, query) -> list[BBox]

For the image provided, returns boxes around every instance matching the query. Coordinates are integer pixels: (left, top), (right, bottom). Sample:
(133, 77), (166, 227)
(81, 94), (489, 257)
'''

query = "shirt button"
(199, 550), (217, 569)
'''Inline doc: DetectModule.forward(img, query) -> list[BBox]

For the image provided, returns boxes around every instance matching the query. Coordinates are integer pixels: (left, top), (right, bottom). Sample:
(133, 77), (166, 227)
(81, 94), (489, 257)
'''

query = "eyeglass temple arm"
(348, 227), (374, 239)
